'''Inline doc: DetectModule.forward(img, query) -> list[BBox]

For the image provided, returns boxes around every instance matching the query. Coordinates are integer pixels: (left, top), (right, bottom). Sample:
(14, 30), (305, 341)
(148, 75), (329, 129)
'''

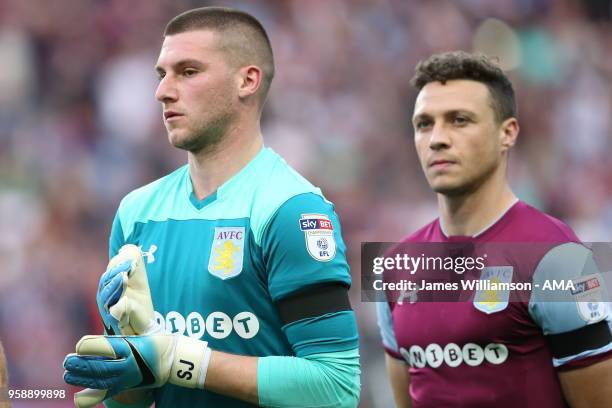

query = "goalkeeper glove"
(97, 244), (159, 336)
(63, 334), (211, 408)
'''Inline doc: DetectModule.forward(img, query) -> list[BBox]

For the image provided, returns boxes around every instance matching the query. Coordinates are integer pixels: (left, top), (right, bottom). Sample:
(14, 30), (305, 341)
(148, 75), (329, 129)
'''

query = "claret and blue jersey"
(377, 201), (612, 408)
(109, 147), (358, 407)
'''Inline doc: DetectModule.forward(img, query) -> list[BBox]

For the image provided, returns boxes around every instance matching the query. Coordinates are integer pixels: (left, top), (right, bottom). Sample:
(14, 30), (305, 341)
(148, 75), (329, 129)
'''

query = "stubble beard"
(431, 158), (500, 198)
(171, 111), (236, 154)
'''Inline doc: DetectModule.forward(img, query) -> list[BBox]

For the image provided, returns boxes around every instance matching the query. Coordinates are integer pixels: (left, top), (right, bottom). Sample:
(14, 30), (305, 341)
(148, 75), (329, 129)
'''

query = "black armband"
(275, 283), (352, 325)
(547, 320), (612, 359)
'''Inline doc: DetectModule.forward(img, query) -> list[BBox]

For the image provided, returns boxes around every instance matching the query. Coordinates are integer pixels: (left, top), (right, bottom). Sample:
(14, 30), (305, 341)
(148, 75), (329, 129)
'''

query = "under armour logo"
(139, 244), (158, 264)
(397, 288), (418, 306)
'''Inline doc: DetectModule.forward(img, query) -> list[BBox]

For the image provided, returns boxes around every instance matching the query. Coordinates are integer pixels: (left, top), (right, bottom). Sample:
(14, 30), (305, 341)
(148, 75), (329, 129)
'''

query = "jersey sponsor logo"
(400, 342), (509, 368)
(473, 266), (513, 314)
(208, 227), (245, 280)
(571, 275), (600, 295)
(299, 218), (333, 231)
(572, 274), (607, 323)
(300, 214), (336, 262)
(154, 310), (260, 340)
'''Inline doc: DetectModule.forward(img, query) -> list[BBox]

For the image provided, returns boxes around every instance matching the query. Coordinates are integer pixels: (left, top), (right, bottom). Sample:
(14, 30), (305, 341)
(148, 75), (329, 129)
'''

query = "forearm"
(559, 358), (612, 408)
(200, 348), (360, 408)
(203, 350), (258, 405)
(385, 354), (411, 408)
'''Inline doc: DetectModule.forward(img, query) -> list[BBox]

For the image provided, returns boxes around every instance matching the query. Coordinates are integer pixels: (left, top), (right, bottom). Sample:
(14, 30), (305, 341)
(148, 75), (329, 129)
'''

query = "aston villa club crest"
(299, 214), (336, 262)
(208, 227), (245, 280)
(473, 266), (513, 314)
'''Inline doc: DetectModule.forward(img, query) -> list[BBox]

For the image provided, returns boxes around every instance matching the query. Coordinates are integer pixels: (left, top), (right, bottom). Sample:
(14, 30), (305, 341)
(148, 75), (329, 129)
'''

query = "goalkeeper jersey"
(109, 147), (357, 407)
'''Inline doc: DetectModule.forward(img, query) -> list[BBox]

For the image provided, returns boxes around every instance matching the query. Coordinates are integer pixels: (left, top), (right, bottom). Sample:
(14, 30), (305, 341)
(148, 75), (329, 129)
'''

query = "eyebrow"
(413, 110), (477, 124)
(412, 113), (432, 125)
(154, 58), (206, 73)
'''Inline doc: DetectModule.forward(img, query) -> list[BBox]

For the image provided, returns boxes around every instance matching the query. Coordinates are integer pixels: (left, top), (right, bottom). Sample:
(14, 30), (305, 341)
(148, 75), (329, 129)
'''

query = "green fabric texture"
(258, 348), (360, 408)
(115, 147), (324, 246)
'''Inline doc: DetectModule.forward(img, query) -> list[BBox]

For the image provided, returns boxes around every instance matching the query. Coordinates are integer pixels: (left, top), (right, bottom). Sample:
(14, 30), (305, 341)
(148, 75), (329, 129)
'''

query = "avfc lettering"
(216, 230), (243, 240)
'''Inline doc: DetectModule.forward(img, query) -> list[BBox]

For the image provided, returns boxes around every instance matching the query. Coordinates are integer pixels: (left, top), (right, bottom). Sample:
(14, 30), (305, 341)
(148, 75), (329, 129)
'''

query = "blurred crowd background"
(0, 0), (611, 406)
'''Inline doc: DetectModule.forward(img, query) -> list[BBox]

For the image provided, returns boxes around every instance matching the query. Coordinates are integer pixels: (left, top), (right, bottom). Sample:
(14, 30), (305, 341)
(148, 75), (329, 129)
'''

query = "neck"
(437, 167), (517, 237)
(188, 117), (263, 200)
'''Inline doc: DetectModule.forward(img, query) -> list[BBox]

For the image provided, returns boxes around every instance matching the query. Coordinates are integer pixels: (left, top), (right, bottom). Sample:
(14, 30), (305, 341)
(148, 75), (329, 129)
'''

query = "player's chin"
(168, 130), (193, 150)
(429, 178), (468, 196)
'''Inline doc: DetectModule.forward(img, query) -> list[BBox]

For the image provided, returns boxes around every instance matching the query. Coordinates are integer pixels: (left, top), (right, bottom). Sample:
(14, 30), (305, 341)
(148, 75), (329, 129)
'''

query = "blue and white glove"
(64, 334), (211, 408)
(97, 244), (159, 336)
(68, 244), (164, 407)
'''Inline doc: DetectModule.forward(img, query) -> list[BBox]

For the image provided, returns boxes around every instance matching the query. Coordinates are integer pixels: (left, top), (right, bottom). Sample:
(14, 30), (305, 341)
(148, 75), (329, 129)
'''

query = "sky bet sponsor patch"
(299, 214), (336, 262)
(571, 274), (607, 323)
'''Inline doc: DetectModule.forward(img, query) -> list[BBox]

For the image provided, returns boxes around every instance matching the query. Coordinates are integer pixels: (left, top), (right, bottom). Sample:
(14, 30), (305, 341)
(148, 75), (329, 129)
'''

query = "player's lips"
(164, 111), (184, 121)
(429, 159), (456, 168)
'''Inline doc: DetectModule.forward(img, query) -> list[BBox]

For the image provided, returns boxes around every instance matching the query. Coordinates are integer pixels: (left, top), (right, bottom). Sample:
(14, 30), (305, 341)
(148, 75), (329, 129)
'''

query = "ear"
(499, 117), (519, 153)
(236, 65), (262, 100)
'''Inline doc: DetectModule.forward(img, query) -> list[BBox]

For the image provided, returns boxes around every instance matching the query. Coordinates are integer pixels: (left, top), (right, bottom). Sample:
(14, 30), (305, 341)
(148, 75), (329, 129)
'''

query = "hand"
(97, 244), (159, 336)
(64, 334), (210, 408)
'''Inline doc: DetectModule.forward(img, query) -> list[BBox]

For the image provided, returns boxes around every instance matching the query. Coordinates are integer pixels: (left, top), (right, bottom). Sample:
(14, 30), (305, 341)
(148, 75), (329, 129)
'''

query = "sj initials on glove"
(63, 334), (211, 407)
(97, 244), (159, 336)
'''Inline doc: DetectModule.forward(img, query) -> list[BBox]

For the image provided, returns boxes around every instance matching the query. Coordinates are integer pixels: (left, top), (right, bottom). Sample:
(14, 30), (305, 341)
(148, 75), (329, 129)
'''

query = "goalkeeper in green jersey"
(62, 6), (360, 408)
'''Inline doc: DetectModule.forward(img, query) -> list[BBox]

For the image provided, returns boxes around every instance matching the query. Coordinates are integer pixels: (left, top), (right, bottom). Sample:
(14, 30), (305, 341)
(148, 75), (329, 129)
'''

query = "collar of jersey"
(439, 198), (520, 239)
(184, 146), (268, 210)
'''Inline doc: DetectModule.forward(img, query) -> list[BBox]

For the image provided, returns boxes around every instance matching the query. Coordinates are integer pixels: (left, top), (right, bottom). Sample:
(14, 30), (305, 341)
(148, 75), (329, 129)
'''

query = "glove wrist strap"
(169, 336), (210, 389)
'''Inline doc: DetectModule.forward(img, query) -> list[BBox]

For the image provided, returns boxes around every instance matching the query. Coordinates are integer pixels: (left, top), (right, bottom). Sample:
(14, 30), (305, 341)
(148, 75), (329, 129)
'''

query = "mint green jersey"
(109, 147), (358, 407)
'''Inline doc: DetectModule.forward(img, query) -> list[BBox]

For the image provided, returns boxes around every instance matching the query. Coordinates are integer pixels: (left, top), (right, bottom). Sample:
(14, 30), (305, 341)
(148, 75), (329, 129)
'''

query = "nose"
(428, 123), (451, 151)
(155, 75), (178, 103)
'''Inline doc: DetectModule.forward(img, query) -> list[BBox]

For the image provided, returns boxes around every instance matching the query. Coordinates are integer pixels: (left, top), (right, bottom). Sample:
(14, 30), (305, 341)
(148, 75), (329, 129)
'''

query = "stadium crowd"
(0, 0), (610, 406)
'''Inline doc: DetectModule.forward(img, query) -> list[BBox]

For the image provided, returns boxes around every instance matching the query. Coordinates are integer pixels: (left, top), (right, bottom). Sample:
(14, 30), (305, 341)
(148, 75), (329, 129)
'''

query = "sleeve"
(262, 193), (352, 301)
(376, 301), (404, 360)
(528, 242), (612, 370)
(261, 192), (358, 356)
(257, 193), (360, 406)
(258, 349), (360, 408)
(109, 211), (125, 259)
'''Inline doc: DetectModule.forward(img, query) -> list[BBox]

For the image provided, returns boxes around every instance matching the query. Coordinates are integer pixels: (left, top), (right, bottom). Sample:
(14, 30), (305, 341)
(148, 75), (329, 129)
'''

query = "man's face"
(155, 30), (237, 152)
(412, 80), (507, 196)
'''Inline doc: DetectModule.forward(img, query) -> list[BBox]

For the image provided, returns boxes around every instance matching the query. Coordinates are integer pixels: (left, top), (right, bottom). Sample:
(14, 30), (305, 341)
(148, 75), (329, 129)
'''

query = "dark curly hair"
(411, 51), (516, 123)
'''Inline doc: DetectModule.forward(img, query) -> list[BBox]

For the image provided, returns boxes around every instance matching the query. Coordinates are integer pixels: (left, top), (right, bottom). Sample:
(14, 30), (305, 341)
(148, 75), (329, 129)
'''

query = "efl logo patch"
(572, 274), (606, 323)
(299, 214), (336, 262)
(208, 227), (245, 280)
(473, 266), (513, 314)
